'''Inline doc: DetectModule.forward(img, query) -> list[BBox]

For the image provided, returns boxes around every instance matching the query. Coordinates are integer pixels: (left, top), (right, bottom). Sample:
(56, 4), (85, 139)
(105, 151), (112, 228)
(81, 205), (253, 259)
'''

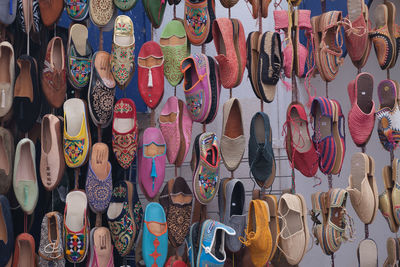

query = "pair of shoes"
(191, 132), (220, 204)
(343, 0), (371, 69)
(376, 80), (400, 151)
(347, 153), (378, 224)
(311, 11), (344, 82)
(370, 1), (399, 70)
(213, 18), (246, 89)
(160, 20), (190, 87)
(384, 237), (400, 267)
(87, 227), (114, 267)
(311, 189), (353, 255)
(283, 102), (318, 178)
(143, 0), (166, 29)
(138, 41), (164, 110)
(181, 53), (221, 124)
(159, 177), (193, 248)
(220, 98), (245, 171)
(249, 112), (275, 188)
(347, 73), (375, 147)
(246, 0), (271, 18)
(12, 233), (36, 267)
(138, 127), (167, 199)
(218, 178), (246, 252)
(274, 9), (311, 79)
(187, 219), (235, 267)
(107, 180), (143, 256)
(38, 212), (65, 266)
(357, 239), (378, 267)
(184, 0), (215, 45)
(310, 97), (345, 175)
(159, 96), (193, 167)
(247, 31), (282, 102)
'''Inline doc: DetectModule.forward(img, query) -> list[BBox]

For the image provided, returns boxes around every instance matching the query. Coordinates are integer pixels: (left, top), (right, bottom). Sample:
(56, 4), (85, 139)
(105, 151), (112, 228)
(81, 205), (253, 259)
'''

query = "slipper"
(90, 142), (110, 180)
(184, 0), (210, 45)
(246, 31), (262, 100)
(0, 127), (13, 195)
(87, 227), (114, 267)
(39, 0), (63, 27)
(385, 1), (397, 68)
(379, 185), (399, 233)
(357, 239), (378, 267)
(366, 155), (379, 225)
(114, 0), (136, 11)
(0, 0), (17, 25)
(296, 193), (309, 264)
(384, 237), (398, 267)
(0, 42), (14, 118)
(311, 14), (324, 80)
(143, 0), (166, 29)
(231, 18), (246, 88)
(274, 10), (293, 79)
(330, 99), (345, 175)
(89, 0), (114, 27)
(65, 0), (89, 21)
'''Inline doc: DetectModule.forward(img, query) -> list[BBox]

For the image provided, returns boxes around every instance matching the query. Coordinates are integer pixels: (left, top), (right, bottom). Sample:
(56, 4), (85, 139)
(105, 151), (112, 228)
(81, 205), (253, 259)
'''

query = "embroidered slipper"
(246, 31), (262, 99)
(65, 0), (89, 21)
(184, 0), (210, 45)
(143, 0), (166, 29)
(89, 0), (115, 27)
(114, 0), (136, 11)
(160, 19), (189, 87)
(0, 42), (14, 118)
(111, 15), (135, 88)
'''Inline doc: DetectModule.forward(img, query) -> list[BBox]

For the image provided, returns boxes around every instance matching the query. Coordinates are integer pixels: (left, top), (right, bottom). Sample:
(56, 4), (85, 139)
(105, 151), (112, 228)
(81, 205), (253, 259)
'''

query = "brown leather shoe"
(40, 114), (65, 191)
(42, 37), (66, 108)
(39, 0), (64, 27)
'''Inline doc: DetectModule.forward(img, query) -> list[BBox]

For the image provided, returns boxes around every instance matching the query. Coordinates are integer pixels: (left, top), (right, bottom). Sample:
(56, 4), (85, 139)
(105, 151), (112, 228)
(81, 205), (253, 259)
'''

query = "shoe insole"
(230, 182), (244, 216)
(0, 136), (9, 175)
(107, 202), (123, 220)
(147, 222), (166, 236)
(65, 192), (87, 232)
(216, 23), (226, 56)
(378, 80), (396, 109)
(14, 59), (33, 102)
(71, 24), (88, 56)
(144, 143), (166, 158)
(18, 239), (33, 267)
(356, 74), (373, 113)
(91, 143), (110, 180)
(359, 239), (378, 267)
(94, 227), (112, 267)
(225, 101), (243, 138)
(138, 56), (163, 68)
(160, 36), (186, 46)
(0, 46), (11, 84)
(15, 142), (34, 183)
(94, 52), (115, 88)
(113, 118), (134, 134)
(49, 215), (57, 242)
(42, 117), (52, 154)
(212, 229), (224, 261)
(0, 205), (7, 243)
(350, 153), (368, 191)
(254, 114), (265, 145)
(290, 108), (311, 153)
(348, 0), (362, 22)
(64, 99), (84, 137)
(374, 4), (387, 28)
(115, 34), (133, 47)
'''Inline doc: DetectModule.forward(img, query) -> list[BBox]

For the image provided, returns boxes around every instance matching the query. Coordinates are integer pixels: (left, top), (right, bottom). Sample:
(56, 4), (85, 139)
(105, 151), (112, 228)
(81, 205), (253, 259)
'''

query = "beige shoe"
(384, 237), (398, 267)
(347, 153), (376, 224)
(392, 158), (400, 225)
(0, 42), (14, 118)
(379, 166), (399, 233)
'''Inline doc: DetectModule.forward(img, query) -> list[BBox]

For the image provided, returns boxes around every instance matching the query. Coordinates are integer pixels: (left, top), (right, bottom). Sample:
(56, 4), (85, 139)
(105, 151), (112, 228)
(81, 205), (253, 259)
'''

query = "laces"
(239, 231), (256, 246)
(340, 17), (367, 37)
(44, 242), (62, 259)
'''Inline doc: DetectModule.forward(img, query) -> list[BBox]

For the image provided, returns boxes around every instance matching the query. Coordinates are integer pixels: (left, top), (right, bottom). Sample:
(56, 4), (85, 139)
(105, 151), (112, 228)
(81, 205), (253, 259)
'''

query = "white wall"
(139, 0), (400, 266)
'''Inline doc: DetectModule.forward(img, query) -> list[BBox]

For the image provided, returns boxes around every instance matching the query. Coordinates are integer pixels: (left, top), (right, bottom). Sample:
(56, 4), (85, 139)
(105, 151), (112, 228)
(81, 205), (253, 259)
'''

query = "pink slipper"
(159, 96), (180, 165)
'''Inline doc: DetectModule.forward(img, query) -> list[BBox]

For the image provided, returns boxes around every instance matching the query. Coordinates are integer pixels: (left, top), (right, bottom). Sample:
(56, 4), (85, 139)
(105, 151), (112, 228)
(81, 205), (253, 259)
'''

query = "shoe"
(181, 53), (221, 124)
(38, 0), (63, 27)
(0, 128), (13, 195)
(87, 227), (114, 267)
(274, 9), (293, 79)
(88, 51), (116, 128)
(248, 112), (275, 188)
(160, 20), (189, 87)
(17, 0), (41, 35)
(384, 237), (399, 267)
(40, 114), (64, 191)
(114, 0), (136, 11)
(63, 98), (91, 168)
(107, 181), (138, 256)
(89, 0), (114, 27)
(231, 18), (246, 88)
(143, 0), (166, 29)
(248, 0), (259, 19)
(391, 158), (400, 226)
(112, 98), (138, 169)
(246, 31), (262, 99)
(65, 0), (89, 21)
(330, 99), (345, 175)
(184, 0), (210, 45)
(67, 23), (93, 90)
(370, 4), (395, 70)
(240, 199), (271, 267)
(379, 166), (399, 233)
(0, 195), (13, 267)
(138, 41), (164, 110)
(85, 143), (112, 214)
(13, 138), (38, 215)
(138, 127), (166, 199)
(165, 256), (187, 267)
(111, 15), (135, 88)
(0, 0), (17, 25)
(12, 233), (36, 267)
(38, 212), (65, 266)
(13, 55), (41, 133)
(0, 42), (14, 118)
(357, 239), (378, 267)
(220, 98), (245, 172)
(293, 9), (311, 78)
(186, 222), (200, 267)
(353, 2), (372, 69)
(284, 102), (318, 177)
(142, 202), (168, 267)
(265, 195), (279, 261)
(191, 132), (220, 204)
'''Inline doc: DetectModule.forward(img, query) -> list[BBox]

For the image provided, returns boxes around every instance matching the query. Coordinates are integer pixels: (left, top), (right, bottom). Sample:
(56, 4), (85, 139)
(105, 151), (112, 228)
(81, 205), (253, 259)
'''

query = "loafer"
(107, 181), (138, 256)
(85, 143), (112, 214)
(142, 202), (168, 267)
(184, 0), (210, 45)
(0, 42), (14, 118)
(88, 51), (116, 128)
(248, 112), (275, 188)
(357, 238), (378, 267)
(143, 0), (166, 29)
(38, 212), (65, 266)
(64, 190), (89, 263)
(13, 138), (38, 215)
(40, 114), (65, 191)
(38, 0), (63, 27)
(138, 41), (164, 110)
(196, 219), (235, 267)
(87, 227), (114, 267)
(0, 195), (13, 267)
(89, 0), (114, 27)
(12, 233), (36, 267)
(63, 98), (91, 168)
(65, 0), (89, 21)
(220, 98), (245, 172)
(67, 23), (93, 90)
(112, 98), (138, 169)
(111, 15), (135, 88)
(0, 0), (17, 25)
(191, 132), (220, 204)
(160, 20), (189, 87)
(138, 127), (166, 199)
(0, 127), (14, 195)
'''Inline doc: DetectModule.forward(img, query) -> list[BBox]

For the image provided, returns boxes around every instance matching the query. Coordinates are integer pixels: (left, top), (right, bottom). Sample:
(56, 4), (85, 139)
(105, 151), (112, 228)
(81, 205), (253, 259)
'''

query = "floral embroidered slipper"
(90, 0), (115, 27)
(112, 98), (138, 169)
(85, 143), (112, 214)
(138, 41), (164, 110)
(65, 0), (89, 21)
(64, 190), (89, 263)
(63, 98), (91, 168)
(107, 180), (137, 256)
(114, 0), (136, 11)
(111, 15), (135, 88)
(160, 19), (189, 87)
(68, 23), (93, 90)
(143, 0), (166, 29)
(184, 0), (210, 46)
(88, 51), (116, 128)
